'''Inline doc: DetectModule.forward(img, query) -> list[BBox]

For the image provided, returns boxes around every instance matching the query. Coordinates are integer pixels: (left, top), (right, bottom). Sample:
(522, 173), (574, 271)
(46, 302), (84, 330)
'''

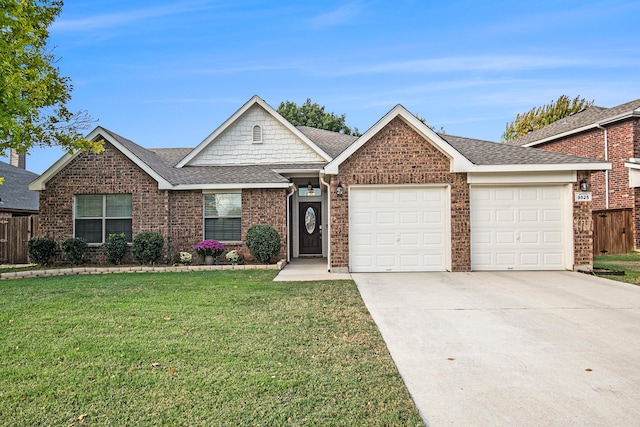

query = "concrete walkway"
(353, 271), (640, 427)
(273, 257), (352, 281)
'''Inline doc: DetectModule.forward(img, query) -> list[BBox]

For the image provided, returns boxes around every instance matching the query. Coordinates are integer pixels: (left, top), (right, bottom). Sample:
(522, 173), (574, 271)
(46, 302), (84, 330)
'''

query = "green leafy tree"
(0, 0), (102, 155)
(277, 99), (360, 136)
(501, 95), (594, 142)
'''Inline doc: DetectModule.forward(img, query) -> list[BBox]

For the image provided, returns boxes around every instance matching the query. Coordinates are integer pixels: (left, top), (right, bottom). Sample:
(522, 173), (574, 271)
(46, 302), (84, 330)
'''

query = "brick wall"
(573, 171), (594, 268)
(38, 142), (289, 264)
(536, 118), (639, 247)
(329, 117), (471, 271)
(241, 188), (288, 262)
(38, 142), (169, 263)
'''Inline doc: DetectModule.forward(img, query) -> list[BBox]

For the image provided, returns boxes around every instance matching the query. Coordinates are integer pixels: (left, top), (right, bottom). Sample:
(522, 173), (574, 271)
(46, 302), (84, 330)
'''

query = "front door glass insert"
(305, 207), (316, 234)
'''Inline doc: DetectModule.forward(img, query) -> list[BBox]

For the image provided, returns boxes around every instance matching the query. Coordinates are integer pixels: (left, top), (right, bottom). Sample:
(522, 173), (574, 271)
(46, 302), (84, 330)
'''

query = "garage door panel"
(496, 210), (515, 222)
(376, 233), (395, 246)
(519, 210), (539, 222)
(350, 186), (449, 272)
(471, 185), (569, 271)
(519, 231), (539, 244)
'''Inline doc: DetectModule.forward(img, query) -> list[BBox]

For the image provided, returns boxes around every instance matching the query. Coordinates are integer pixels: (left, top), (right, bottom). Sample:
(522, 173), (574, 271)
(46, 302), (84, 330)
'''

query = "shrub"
(225, 250), (244, 265)
(245, 225), (281, 264)
(60, 237), (88, 265)
(104, 233), (128, 265)
(27, 237), (57, 266)
(179, 251), (192, 265)
(132, 231), (164, 264)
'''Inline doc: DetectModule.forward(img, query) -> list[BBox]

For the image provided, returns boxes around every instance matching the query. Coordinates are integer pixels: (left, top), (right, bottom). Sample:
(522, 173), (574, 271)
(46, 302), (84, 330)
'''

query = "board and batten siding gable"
(190, 105), (326, 165)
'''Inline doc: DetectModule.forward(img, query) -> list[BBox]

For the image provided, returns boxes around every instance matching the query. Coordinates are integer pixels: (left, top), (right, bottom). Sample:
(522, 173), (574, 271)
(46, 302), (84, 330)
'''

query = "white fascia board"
(29, 126), (172, 191)
(460, 162), (611, 173)
(271, 168), (323, 175)
(28, 151), (78, 190)
(171, 182), (291, 190)
(324, 104), (474, 174)
(467, 170), (577, 185)
(176, 96), (332, 168)
(625, 161), (640, 170)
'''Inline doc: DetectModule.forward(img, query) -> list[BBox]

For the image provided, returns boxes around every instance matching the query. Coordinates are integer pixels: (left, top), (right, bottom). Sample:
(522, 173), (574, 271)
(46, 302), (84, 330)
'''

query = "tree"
(501, 95), (594, 142)
(277, 98), (360, 136)
(0, 0), (102, 155)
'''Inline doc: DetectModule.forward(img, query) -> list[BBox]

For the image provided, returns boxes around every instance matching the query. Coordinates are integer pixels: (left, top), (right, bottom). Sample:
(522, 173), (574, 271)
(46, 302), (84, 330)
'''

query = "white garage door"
(349, 186), (449, 272)
(470, 185), (571, 271)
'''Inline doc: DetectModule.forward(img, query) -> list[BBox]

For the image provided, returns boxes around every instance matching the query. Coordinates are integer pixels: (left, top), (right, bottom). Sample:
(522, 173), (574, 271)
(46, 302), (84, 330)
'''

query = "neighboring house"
(0, 158), (39, 264)
(0, 159), (39, 217)
(509, 99), (640, 254)
(30, 95), (610, 271)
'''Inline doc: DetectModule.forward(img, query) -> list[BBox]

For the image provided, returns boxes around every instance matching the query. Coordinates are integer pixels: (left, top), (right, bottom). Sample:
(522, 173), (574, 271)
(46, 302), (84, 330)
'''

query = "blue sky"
(10, 0), (640, 174)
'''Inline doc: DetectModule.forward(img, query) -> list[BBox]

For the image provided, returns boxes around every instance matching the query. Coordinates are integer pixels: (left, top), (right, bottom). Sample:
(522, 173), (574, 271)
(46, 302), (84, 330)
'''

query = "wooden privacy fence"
(0, 215), (38, 264)
(592, 209), (633, 256)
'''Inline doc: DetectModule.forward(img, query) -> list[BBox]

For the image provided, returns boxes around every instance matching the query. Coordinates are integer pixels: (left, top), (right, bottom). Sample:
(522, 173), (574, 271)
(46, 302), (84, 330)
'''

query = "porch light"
(336, 182), (343, 196)
(307, 181), (315, 196)
(580, 178), (588, 192)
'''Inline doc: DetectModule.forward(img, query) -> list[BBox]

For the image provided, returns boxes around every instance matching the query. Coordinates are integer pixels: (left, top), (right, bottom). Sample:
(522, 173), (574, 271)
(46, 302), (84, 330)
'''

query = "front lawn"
(594, 252), (640, 285)
(0, 270), (423, 426)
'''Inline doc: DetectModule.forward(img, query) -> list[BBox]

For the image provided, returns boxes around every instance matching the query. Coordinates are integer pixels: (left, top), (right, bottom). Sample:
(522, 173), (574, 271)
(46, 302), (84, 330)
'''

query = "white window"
(252, 125), (262, 143)
(204, 193), (242, 241)
(75, 194), (132, 243)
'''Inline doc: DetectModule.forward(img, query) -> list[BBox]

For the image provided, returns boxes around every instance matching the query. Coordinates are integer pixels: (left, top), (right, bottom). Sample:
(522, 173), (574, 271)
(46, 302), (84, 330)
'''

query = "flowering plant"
(194, 239), (225, 257)
(179, 251), (192, 265)
(225, 250), (244, 265)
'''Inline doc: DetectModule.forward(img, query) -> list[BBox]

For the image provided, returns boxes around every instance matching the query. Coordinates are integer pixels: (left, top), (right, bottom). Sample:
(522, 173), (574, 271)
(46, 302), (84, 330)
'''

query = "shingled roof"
(442, 134), (604, 165)
(0, 161), (39, 213)
(508, 99), (640, 147)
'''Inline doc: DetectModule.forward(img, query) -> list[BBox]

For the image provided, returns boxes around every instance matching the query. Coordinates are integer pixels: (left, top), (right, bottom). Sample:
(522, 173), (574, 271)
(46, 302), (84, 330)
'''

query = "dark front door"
(299, 202), (322, 255)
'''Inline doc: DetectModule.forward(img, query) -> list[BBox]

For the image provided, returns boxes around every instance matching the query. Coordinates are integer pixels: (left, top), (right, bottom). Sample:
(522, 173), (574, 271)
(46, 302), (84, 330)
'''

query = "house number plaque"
(575, 192), (592, 202)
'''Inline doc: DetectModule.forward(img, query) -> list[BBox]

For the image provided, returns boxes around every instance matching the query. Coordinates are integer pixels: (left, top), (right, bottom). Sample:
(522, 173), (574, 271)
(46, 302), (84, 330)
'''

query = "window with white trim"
(75, 194), (132, 243)
(204, 193), (241, 241)
(252, 125), (262, 143)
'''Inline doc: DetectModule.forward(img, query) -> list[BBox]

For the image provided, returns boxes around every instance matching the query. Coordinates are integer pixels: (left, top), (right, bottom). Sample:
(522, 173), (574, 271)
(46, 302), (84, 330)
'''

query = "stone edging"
(1, 260), (286, 280)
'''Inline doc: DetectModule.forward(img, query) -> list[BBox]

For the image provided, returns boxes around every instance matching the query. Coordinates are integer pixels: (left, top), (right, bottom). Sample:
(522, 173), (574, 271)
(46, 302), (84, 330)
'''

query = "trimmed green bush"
(104, 233), (128, 265)
(246, 224), (281, 264)
(60, 237), (88, 265)
(132, 231), (164, 264)
(27, 237), (57, 265)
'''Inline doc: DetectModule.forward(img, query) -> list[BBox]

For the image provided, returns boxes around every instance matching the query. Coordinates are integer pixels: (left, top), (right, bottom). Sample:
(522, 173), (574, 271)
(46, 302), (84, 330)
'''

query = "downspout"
(286, 183), (296, 263)
(597, 124), (610, 209)
(320, 172), (331, 272)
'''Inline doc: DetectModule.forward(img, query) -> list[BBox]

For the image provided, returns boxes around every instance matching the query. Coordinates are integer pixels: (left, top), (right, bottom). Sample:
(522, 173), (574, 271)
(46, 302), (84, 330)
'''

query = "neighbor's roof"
(0, 161), (39, 213)
(509, 99), (640, 147)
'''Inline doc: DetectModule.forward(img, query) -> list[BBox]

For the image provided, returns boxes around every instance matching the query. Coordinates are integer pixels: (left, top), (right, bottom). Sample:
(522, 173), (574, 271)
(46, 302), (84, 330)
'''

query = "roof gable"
(176, 96), (331, 167)
(29, 126), (175, 191)
(324, 104), (474, 174)
(324, 104), (610, 175)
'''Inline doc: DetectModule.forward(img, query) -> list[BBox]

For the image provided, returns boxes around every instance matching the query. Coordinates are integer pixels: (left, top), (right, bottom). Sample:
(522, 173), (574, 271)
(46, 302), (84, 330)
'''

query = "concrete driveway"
(352, 271), (640, 426)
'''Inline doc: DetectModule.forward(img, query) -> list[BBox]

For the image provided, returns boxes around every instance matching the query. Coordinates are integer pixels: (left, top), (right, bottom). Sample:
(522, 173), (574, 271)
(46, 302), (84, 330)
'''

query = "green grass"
(0, 270), (424, 426)
(594, 252), (640, 285)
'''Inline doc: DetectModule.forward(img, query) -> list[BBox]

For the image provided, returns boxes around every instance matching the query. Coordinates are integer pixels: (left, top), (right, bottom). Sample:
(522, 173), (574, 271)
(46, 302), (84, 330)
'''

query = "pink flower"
(194, 239), (225, 256)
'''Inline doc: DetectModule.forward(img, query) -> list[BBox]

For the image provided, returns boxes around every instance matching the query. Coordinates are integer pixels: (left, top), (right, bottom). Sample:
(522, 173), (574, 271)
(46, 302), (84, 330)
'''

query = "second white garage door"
(470, 185), (571, 271)
(349, 186), (449, 272)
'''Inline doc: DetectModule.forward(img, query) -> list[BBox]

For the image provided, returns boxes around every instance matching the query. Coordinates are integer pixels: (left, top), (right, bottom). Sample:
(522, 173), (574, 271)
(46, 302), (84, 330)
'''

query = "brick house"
(30, 96), (609, 271)
(509, 99), (640, 254)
